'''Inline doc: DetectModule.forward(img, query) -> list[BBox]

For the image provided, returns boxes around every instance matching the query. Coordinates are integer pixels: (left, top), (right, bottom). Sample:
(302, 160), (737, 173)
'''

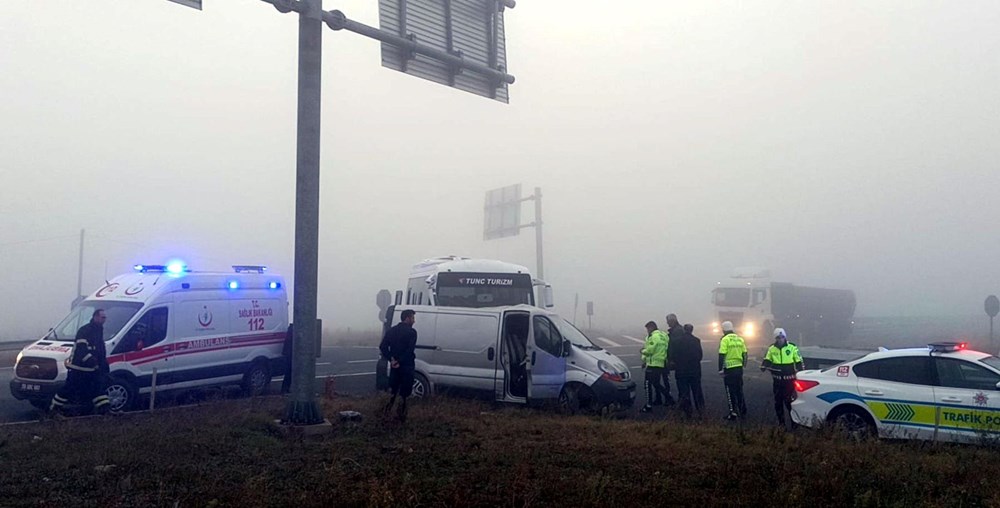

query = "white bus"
(403, 256), (554, 309)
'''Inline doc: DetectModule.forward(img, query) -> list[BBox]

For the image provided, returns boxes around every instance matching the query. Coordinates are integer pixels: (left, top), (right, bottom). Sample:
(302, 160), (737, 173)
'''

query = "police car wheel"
(106, 378), (137, 412)
(411, 373), (430, 398)
(830, 407), (875, 439)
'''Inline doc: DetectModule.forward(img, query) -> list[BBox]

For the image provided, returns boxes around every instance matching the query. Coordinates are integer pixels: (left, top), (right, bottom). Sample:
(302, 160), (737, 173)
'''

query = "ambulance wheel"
(243, 361), (272, 397)
(106, 377), (138, 412)
(829, 406), (875, 440)
(411, 373), (430, 399)
(29, 399), (50, 411)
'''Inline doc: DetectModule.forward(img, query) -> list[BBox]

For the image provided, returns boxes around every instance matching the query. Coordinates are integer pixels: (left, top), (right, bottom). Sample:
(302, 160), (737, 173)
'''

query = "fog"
(1, 1), (998, 341)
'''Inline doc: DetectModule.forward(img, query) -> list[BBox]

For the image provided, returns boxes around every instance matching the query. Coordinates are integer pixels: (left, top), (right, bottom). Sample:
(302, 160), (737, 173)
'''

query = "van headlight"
(598, 360), (627, 382)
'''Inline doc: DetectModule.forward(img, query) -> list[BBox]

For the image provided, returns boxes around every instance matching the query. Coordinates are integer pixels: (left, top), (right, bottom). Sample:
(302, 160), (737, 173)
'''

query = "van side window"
(113, 307), (169, 354)
(532, 316), (563, 357)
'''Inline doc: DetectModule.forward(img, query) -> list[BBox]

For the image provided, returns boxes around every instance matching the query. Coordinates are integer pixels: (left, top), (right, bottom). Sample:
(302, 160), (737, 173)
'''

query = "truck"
(402, 256), (554, 309)
(710, 268), (856, 345)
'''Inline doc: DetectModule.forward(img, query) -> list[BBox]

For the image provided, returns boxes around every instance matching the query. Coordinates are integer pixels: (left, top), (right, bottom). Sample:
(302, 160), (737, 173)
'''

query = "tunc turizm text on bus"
(404, 256), (554, 309)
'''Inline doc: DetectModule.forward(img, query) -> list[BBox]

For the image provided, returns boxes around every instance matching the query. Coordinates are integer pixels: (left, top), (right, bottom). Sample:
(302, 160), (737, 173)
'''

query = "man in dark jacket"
(379, 309), (418, 422)
(670, 323), (705, 418)
(50, 308), (111, 415)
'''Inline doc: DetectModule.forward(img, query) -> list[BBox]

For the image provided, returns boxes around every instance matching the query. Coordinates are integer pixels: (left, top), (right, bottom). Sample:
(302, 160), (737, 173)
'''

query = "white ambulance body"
(9, 264), (288, 412)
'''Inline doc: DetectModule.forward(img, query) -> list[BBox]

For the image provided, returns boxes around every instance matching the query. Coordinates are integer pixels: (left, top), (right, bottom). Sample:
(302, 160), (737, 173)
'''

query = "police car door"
(851, 356), (937, 440)
(931, 357), (1000, 444)
(526, 315), (566, 401)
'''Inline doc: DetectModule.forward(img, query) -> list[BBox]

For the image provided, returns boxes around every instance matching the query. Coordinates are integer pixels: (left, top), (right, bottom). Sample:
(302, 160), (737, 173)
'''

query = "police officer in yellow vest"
(718, 321), (748, 420)
(760, 327), (803, 426)
(639, 321), (669, 413)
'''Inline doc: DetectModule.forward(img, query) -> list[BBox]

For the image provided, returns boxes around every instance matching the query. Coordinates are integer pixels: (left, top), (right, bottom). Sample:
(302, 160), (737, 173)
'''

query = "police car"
(791, 342), (1000, 444)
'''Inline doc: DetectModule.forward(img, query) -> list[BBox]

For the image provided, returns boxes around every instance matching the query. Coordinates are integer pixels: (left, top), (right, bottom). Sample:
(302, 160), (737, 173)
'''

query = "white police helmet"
(721, 321), (734, 332)
(774, 328), (787, 339)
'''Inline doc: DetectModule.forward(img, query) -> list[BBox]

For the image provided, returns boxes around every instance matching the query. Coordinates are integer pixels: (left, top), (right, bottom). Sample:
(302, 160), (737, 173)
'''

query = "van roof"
(409, 257), (531, 278)
(85, 270), (286, 304)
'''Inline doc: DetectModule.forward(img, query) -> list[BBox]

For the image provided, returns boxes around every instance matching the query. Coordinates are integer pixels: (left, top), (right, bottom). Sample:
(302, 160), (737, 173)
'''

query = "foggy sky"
(2, 1), (998, 340)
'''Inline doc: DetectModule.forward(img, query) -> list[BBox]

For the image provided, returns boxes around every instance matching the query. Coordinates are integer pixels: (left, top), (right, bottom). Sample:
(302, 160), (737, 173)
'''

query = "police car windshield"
(48, 302), (143, 342)
(556, 319), (601, 350)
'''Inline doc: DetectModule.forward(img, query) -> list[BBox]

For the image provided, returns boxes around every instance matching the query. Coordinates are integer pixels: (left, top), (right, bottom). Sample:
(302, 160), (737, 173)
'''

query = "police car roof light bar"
(232, 265), (267, 274)
(928, 342), (968, 353)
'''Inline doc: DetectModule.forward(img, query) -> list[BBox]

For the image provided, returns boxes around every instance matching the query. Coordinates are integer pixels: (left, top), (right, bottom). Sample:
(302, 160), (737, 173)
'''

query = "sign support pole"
(533, 187), (544, 281)
(284, 0), (325, 426)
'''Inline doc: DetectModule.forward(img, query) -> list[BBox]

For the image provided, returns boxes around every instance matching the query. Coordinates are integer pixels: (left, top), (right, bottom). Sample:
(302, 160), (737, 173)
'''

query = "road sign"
(376, 289), (392, 322)
(986, 295), (999, 318)
(166, 0), (202, 10)
(379, 0), (512, 102)
(586, 301), (594, 316)
(484, 184), (522, 240)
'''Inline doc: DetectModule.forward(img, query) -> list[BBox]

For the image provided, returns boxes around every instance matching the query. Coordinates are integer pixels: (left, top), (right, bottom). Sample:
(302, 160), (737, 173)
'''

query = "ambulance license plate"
(20, 383), (41, 392)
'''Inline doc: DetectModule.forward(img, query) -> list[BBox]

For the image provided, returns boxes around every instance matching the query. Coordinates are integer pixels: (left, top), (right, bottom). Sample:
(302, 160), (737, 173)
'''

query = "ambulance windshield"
(48, 302), (143, 342)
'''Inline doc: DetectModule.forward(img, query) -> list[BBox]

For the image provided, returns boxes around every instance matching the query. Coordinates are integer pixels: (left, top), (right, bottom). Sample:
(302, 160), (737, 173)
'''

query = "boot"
(397, 399), (408, 423)
(382, 397), (396, 419)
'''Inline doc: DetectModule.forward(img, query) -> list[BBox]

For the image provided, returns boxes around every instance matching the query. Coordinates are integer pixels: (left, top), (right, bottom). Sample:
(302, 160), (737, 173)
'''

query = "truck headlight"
(743, 323), (755, 337)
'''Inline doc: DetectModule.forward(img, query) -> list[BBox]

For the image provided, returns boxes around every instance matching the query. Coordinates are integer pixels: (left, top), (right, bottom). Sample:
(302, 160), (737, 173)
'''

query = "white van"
(9, 264), (288, 412)
(376, 305), (636, 412)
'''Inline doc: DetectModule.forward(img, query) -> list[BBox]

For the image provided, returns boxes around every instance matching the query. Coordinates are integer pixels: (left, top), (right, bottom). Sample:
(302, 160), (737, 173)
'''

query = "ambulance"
(9, 263), (288, 412)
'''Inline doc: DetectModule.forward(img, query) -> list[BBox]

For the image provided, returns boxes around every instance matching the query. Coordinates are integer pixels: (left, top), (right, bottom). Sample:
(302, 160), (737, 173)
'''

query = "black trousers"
(723, 367), (747, 417)
(51, 370), (109, 414)
(644, 367), (669, 406)
(772, 377), (796, 423)
(675, 374), (705, 417)
(280, 355), (292, 394)
(389, 365), (415, 398)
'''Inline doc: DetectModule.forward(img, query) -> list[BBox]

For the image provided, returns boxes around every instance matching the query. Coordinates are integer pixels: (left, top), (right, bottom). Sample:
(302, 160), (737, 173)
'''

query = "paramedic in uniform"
(760, 328), (803, 426)
(380, 309), (418, 422)
(50, 309), (111, 415)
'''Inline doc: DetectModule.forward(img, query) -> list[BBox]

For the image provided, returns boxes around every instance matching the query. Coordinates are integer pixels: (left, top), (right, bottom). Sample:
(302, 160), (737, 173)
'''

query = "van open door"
(526, 314), (566, 401)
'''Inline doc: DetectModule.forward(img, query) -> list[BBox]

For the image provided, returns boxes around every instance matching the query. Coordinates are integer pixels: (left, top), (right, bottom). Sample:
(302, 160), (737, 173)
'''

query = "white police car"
(791, 342), (1000, 443)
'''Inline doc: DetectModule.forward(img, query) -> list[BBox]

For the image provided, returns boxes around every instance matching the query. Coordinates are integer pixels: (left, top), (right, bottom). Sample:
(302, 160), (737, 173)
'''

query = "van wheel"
(558, 384), (595, 415)
(829, 406), (876, 440)
(411, 373), (430, 399)
(243, 361), (272, 397)
(106, 377), (138, 412)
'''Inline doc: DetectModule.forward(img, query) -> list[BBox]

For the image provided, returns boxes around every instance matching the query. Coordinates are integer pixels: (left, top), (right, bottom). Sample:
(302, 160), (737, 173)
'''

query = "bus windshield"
(46, 301), (143, 342)
(434, 272), (534, 308)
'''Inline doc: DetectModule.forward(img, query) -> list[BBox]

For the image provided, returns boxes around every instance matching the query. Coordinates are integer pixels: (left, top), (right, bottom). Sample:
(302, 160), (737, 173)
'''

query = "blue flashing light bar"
(134, 263), (189, 274)
(269, 282), (281, 290)
(228, 281), (240, 290)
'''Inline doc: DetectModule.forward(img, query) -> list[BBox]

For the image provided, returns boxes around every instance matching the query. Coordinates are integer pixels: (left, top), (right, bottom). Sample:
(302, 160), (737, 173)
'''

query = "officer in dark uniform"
(379, 309), (417, 422)
(50, 308), (111, 415)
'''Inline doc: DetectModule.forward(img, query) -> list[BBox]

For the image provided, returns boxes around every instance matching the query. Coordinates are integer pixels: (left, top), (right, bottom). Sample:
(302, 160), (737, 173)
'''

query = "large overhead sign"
(379, 0), (513, 102)
(484, 184), (522, 240)
(166, 0), (202, 10)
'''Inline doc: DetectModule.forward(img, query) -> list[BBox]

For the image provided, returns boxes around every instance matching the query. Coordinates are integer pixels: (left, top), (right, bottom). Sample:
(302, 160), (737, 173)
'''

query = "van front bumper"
(10, 378), (63, 401)
(591, 377), (637, 409)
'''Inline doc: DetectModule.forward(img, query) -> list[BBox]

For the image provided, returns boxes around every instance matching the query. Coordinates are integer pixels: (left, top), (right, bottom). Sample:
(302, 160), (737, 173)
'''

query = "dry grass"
(1, 395), (999, 507)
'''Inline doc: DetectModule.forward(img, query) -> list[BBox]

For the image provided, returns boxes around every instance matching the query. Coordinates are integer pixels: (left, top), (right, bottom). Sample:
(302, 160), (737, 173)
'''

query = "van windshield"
(556, 319), (601, 350)
(46, 302), (143, 342)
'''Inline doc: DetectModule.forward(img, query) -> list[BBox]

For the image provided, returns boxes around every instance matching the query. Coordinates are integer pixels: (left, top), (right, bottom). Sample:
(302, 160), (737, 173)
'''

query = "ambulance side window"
(113, 307), (169, 354)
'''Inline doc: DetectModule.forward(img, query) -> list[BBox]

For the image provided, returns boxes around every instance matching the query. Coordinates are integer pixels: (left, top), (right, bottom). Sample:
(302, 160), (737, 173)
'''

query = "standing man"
(670, 323), (705, 418)
(760, 328), (803, 427)
(50, 309), (111, 416)
(639, 321), (669, 413)
(718, 321), (748, 421)
(380, 309), (418, 422)
(664, 314), (686, 405)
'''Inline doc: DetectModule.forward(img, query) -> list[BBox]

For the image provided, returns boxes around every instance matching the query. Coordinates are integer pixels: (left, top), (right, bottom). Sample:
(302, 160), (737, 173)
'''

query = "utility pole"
(533, 187), (544, 280)
(71, 229), (86, 309)
(284, 0), (325, 426)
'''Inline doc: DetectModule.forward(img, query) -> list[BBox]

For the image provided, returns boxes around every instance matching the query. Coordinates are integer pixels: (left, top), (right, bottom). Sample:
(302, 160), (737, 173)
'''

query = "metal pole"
(534, 187), (544, 281)
(991, 316), (995, 352)
(76, 229), (85, 298)
(149, 368), (157, 411)
(283, 0), (324, 425)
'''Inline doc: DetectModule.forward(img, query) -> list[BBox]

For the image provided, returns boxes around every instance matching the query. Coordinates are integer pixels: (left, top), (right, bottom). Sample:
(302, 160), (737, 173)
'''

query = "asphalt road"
(0, 339), (779, 426)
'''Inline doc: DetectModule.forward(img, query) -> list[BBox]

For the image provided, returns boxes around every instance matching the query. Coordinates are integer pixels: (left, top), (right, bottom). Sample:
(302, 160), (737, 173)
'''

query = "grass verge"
(1, 395), (998, 507)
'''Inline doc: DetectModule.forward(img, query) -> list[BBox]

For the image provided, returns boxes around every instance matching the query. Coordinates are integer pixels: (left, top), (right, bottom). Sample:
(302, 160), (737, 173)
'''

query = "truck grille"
(718, 312), (744, 328)
(15, 357), (58, 380)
